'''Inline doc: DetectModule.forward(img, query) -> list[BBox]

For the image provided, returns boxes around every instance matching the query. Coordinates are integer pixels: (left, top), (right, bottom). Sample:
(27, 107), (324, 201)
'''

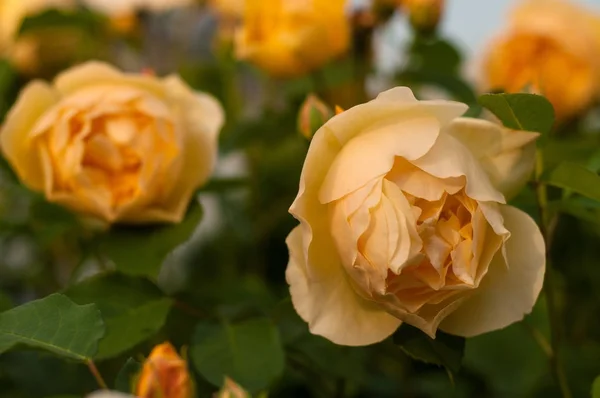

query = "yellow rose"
(483, 0), (600, 121)
(286, 87), (545, 346)
(209, 0), (245, 19)
(136, 342), (192, 398)
(1, 61), (224, 224)
(402, 0), (444, 34)
(235, 0), (351, 77)
(0, 0), (75, 60)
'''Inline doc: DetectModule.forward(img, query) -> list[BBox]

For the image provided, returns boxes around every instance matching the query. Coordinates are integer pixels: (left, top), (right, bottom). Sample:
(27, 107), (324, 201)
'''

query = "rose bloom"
(286, 87), (545, 346)
(136, 342), (192, 398)
(0, 61), (223, 224)
(0, 0), (75, 69)
(235, 0), (350, 78)
(483, 0), (600, 121)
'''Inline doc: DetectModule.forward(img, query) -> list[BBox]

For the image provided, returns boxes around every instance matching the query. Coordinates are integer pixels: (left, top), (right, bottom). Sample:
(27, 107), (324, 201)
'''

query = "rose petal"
(286, 226), (401, 346)
(411, 133), (505, 203)
(0, 81), (59, 191)
(439, 205), (545, 336)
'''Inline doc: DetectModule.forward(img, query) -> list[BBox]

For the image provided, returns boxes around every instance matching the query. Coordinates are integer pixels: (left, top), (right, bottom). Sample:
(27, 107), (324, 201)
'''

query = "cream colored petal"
(286, 226), (402, 346)
(86, 391), (134, 398)
(439, 205), (545, 337)
(54, 61), (166, 98)
(386, 157), (464, 202)
(0, 81), (59, 191)
(412, 133), (505, 203)
(444, 118), (538, 200)
(124, 84), (224, 223)
(319, 117), (441, 203)
(325, 88), (468, 146)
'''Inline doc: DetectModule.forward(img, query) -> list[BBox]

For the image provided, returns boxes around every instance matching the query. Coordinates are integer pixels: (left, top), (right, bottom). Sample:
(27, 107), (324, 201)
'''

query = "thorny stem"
(87, 360), (108, 390)
(534, 150), (572, 398)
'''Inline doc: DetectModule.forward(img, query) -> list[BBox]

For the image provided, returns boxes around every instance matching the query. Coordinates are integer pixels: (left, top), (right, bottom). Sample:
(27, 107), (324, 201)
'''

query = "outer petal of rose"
(439, 205), (545, 337)
(444, 118), (538, 200)
(325, 87), (468, 146)
(0, 81), (59, 191)
(54, 61), (166, 98)
(286, 226), (402, 346)
(123, 80), (224, 223)
(411, 132), (505, 203)
(86, 391), (134, 398)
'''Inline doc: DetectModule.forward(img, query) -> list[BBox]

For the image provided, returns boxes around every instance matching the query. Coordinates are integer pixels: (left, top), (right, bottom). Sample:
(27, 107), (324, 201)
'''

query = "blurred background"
(0, 0), (600, 397)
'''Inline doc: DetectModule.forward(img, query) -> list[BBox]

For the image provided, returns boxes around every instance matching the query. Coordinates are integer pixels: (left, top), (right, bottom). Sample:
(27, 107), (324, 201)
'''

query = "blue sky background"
(444, 0), (600, 55)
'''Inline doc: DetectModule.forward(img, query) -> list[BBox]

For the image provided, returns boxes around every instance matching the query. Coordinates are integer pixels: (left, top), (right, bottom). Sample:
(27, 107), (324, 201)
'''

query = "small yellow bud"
(214, 377), (250, 398)
(335, 105), (345, 115)
(136, 342), (193, 398)
(298, 94), (334, 140)
(404, 0), (444, 35)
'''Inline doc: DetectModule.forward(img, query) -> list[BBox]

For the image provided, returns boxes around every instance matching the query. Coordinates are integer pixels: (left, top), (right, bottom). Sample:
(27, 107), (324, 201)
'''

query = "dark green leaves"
(0, 294), (104, 361)
(544, 162), (600, 203)
(100, 201), (203, 278)
(478, 93), (555, 135)
(64, 273), (173, 360)
(191, 318), (285, 392)
(115, 357), (142, 393)
(393, 325), (465, 377)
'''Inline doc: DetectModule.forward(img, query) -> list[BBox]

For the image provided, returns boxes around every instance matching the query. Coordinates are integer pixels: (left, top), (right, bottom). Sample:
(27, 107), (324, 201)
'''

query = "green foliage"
(99, 201), (203, 279)
(0, 294), (104, 361)
(393, 325), (465, 378)
(478, 93), (555, 136)
(544, 162), (600, 203)
(18, 9), (105, 35)
(191, 318), (285, 392)
(115, 357), (142, 393)
(64, 273), (173, 360)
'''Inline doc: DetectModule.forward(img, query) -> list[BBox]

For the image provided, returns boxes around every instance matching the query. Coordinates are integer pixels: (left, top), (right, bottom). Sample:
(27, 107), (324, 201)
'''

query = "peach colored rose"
(482, 0), (600, 120)
(286, 87), (545, 346)
(1, 61), (223, 224)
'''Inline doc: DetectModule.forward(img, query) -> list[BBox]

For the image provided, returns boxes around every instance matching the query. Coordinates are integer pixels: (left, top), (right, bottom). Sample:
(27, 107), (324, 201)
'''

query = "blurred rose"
(483, 0), (600, 121)
(210, 0), (245, 19)
(402, 0), (444, 35)
(286, 87), (545, 346)
(136, 342), (192, 398)
(82, 0), (194, 15)
(0, 0), (75, 67)
(1, 61), (223, 224)
(235, 0), (350, 77)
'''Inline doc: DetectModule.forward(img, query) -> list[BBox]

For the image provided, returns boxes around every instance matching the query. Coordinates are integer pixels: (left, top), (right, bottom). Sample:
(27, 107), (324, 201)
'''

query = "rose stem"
(86, 359), (108, 390)
(534, 149), (572, 398)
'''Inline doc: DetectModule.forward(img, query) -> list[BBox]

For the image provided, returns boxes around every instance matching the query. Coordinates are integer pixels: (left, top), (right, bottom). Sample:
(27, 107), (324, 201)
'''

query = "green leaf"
(18, 8), (104, 36)
(478, 93), (555, 135)
(0, 294), (104, 361)
(115, 357), (142, 393)
(393, 325), (465, 376)
(100, 201), (203, 278)
(0, 60), (17, 122)
(64, 273), (173, 360)
(544, 162), (600, 203)
(191, 318), (285, 392)
(592, 375), (600, 398)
